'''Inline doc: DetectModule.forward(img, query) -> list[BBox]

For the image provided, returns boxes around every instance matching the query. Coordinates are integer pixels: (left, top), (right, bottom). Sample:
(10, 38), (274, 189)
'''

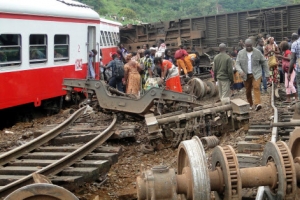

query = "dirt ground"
(0, 89), (274, 200)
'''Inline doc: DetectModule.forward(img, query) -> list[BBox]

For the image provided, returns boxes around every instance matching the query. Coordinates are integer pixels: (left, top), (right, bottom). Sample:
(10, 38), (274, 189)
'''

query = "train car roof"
(0, 0), (100, 20)
(100, 18), (122, 26)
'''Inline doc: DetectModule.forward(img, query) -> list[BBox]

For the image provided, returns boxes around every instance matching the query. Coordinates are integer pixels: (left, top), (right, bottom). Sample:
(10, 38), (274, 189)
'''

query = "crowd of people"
(89, 27), (300, 112)
(95, 39), (201, 97)
(214, 27), (300, 111)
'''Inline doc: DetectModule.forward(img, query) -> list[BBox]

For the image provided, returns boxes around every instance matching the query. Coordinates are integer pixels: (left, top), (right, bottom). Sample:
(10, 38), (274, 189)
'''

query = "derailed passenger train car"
(120, 4), (300, 66)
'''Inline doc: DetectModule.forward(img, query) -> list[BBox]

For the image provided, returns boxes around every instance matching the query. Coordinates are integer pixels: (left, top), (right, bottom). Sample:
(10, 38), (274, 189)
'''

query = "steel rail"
(256, 83), (277, 200)
(0, 114), (117, 198)
(0, 106), (87, 166)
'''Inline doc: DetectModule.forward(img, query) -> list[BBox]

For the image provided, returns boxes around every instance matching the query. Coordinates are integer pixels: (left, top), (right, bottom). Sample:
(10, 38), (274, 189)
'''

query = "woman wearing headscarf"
(264, 37), (280, 87)
(154, 57), (182, 93)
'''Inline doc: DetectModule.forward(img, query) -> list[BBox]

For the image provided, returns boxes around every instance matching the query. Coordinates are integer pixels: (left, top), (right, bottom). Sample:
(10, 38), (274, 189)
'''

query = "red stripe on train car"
(0, 13), (100, 24)
(0, 63), (101, 109)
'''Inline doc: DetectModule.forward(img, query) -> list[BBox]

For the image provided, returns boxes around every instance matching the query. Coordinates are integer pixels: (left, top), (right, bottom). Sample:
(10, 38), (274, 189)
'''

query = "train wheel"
(4, 183), (79, 200)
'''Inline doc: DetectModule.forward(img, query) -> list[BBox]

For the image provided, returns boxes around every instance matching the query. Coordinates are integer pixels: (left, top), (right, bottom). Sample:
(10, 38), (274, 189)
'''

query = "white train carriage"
(0, 0), (101, 109)
(99, 18), (122, 65)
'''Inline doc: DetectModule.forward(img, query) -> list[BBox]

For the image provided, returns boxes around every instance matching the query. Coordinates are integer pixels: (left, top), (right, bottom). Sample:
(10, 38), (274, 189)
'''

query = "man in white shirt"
(235, 39), (269, 111)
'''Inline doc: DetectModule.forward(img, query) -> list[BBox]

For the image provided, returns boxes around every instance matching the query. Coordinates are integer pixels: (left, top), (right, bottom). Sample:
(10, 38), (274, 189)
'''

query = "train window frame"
(54, 34), (69, 62)
(101, 31), (107, 46)
(29, 34), (47, 64)
(0, 34), (22, 67)
(113, 32), (119, 45)
(111, 32), (116, 46)
(100, 32), (103, 46)
(108, 32), (113, 46)
(104, 31), (109, 46)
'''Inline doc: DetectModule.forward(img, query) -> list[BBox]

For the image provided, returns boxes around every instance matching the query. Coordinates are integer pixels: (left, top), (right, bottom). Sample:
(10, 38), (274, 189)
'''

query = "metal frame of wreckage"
(63, 78), (250, 147)
(120, 4), (300, 66)
(63, 78), (201, 114)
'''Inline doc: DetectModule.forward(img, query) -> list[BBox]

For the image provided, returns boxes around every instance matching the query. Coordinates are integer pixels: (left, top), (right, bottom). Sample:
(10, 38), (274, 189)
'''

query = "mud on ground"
(0, 89), (274, 200)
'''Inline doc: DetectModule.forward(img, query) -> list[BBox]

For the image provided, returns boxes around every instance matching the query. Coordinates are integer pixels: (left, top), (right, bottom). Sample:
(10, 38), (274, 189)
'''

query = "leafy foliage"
(77, 0), (299, 24)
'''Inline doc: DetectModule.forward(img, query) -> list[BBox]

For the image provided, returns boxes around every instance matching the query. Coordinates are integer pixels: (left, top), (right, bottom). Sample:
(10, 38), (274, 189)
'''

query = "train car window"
(29, 34), (47, 64)
(117, 32), (120, 43)
(100, 32), (103, 46)
(54, 35), (69, 62)
(101, 31), (107, 46)
(0, 34), (21, 67)
(108, 32), (113, 46)
(112, 32), (117, 46)
(104, 31), (109, 46)
(114, 32), (119, 45)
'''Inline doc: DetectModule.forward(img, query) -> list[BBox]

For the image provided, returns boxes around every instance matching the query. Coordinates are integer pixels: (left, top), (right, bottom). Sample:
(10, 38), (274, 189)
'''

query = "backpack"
(113, 59), (124, 78)
(175, 49), (184, 59)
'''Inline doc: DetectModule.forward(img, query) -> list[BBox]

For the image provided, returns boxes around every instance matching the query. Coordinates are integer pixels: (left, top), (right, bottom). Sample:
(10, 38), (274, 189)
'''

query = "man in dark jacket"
(213, 43), (233, 99)
(106, 52), (124, 92)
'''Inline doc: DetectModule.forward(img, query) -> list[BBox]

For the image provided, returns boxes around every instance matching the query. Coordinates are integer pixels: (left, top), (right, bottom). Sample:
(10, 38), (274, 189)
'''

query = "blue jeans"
(296, 71), (300, 99)
(109, 76), (124, 92)
(261, 69), (267, 91)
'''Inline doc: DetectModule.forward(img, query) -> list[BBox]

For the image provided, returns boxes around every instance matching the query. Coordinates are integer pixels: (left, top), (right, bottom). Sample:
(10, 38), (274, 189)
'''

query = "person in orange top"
(184, 53), (196, 76)
(175, 45), (189, 77)
(154, 57), (182, 93)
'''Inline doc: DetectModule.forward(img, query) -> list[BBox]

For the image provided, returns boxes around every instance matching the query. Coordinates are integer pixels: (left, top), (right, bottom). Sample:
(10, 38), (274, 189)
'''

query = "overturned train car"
(120, 4), (300, 66)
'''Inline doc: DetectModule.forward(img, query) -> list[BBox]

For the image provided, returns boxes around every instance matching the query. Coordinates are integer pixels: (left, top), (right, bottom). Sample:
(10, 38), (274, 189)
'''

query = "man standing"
(288, 29), (300, 99)
(105, 53), (124, 92)
(213, 43), (233, 99)
(256, 39), (268, 93)
(235, 39), (269, 111)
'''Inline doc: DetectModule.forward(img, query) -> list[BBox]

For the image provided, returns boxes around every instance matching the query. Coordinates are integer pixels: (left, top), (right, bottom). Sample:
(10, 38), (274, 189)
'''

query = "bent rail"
(0, 106), (87, 166)
(0, 111), (117, 197)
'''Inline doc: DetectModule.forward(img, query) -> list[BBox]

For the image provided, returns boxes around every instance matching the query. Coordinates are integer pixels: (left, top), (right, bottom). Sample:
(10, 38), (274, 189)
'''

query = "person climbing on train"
(235, 39), (269, 111)
(277, 41), (298, 102)
(213, 43), (233, 99)
(175, 44), (189, 77)
(105, 52), (124, 92)
(87, 49), (97, 79)
(154, 57), (182, 93)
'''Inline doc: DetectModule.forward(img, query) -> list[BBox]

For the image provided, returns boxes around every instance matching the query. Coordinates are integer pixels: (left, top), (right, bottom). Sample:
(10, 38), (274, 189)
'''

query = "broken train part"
(137, 127), (300, 200)
(63, 79), (202, 114)
(145, 98), (250, 147)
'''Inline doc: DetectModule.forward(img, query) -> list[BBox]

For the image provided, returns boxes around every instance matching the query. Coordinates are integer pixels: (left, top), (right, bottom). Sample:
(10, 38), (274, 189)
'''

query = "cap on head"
(111, 52), (118, 58)
(149, 47), (157, 51)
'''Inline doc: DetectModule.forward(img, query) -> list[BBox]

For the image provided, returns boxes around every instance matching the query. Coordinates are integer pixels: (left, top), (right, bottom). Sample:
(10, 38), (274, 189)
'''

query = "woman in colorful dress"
(123, 60), (141, 97)
(277, 41), (298, 102)
(264, 37), (280, 87)
(153, 57), (182, 93)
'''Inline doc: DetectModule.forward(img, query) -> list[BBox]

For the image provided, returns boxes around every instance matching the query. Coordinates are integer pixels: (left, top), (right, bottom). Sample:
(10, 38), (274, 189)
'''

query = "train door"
(87, 26), (98, 79)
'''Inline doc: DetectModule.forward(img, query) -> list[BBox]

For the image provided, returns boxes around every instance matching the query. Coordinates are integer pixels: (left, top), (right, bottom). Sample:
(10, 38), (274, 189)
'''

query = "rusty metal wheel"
(4, 183), (79, 200)
(177, 136), (210, 200)
(212, 145), (242, 200)
(288, 127), (300, 159)
(206, 81), (217, 97)
(262, 141), (296, 199)
(186, 78), (206, 99)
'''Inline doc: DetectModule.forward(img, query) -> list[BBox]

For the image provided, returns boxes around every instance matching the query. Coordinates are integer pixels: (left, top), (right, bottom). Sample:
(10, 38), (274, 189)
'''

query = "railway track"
(0, 106), (119, 199)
